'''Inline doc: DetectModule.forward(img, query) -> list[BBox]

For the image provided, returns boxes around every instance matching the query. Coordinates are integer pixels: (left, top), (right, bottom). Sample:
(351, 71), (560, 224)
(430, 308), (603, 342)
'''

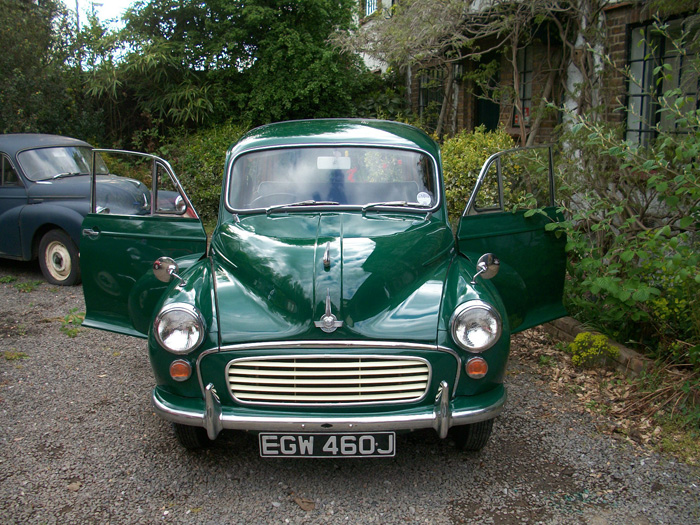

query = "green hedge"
(441, 126), (516, 224)
(161, 122), (249, 225)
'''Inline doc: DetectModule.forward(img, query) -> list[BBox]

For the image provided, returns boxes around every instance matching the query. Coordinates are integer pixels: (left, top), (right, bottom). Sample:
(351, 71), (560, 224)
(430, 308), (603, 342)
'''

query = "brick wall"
(405, 1), (697, 139)
(601, 2), (645, 123)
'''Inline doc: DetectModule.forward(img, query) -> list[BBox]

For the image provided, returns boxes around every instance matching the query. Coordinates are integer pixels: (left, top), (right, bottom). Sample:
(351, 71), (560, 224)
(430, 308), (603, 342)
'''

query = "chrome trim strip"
(225, 354), (432, 407)
(322, 241), (331, 269)
(152, 386), (507, 438)
(196, 340), (462, 397)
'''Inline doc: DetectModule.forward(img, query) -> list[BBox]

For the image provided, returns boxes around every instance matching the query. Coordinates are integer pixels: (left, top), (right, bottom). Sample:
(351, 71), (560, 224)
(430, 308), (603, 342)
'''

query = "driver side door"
(81, 150), (207, 337)
(456, 146), (567, 333)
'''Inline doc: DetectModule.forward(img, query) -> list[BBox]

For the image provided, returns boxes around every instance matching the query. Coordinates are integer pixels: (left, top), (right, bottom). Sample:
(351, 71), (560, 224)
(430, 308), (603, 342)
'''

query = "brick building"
(371, 1), (700, 144)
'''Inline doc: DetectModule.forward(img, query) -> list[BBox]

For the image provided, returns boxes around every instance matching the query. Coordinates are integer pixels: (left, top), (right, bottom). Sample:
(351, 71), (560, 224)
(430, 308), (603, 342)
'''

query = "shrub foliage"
(441, 126), (516, 223)
(550, 21), (700, 367)
(162, 122), (250, 225)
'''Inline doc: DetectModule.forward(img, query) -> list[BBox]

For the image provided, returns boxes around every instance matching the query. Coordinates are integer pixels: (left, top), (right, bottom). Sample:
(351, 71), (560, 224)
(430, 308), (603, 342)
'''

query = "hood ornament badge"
(314, 289), (343, 333)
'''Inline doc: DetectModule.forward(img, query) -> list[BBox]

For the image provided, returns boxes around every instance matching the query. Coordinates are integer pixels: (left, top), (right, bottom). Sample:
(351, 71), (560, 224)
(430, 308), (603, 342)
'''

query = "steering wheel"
(249, 193), (297, 208)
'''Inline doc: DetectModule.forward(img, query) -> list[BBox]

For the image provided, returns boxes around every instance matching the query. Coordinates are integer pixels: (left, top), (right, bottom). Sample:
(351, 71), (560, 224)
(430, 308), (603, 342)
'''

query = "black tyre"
(450, 419), (494, 451)
(172, 423), (212, 450)
(38, 229), (81, 286)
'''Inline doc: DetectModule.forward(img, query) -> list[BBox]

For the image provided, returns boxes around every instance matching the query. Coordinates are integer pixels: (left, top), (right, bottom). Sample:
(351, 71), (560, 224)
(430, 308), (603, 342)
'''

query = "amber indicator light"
(466, 357), (488, 379)
(170, 360), (192, 381)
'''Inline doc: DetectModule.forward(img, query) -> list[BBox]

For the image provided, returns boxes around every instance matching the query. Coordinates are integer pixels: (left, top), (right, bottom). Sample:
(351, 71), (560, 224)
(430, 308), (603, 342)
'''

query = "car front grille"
(227, 355), (431, 405)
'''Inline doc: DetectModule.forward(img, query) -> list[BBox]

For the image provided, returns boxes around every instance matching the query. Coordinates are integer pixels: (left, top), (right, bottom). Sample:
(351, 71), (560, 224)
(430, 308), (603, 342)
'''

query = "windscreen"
(227, 146), (438, 211)
(18, 147), (108, 181)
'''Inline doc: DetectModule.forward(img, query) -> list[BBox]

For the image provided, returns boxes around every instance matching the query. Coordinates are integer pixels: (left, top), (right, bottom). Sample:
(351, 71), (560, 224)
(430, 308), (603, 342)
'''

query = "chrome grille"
(227, 355), (431, 405)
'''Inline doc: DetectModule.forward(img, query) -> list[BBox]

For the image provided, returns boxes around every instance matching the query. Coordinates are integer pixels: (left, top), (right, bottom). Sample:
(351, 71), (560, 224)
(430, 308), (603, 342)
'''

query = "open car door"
(456, 146), (567, 333)
(81, 151), (207, 338)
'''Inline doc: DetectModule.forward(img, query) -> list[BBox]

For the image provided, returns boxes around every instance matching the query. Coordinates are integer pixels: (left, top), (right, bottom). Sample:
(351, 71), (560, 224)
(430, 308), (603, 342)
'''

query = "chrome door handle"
(82, 228), (100, 239)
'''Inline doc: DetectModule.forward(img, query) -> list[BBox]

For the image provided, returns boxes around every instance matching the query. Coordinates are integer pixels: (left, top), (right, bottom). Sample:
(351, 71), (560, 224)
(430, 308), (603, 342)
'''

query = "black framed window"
(365, 0), (377, 16)
(626, 19), (699, 145)
(418, 69), (445, 130)
(514, 47), (533, 127)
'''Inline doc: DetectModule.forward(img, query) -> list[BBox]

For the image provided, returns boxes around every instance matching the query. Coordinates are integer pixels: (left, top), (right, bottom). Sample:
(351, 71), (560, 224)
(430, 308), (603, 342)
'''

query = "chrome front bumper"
(152, 382), (507, 440)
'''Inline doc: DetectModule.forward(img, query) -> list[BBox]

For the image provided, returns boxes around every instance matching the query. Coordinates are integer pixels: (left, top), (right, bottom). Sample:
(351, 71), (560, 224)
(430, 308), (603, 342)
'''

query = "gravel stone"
(1, 259), (698, 524)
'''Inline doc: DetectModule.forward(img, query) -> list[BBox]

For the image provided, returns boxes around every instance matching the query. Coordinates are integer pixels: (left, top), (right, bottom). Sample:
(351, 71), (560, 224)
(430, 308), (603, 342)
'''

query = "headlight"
(154, 303), (205, 354)
(450, 300), (502, 352)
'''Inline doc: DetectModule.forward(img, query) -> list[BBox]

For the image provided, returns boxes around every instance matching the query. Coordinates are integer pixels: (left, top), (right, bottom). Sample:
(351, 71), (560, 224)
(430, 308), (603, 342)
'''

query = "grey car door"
(0, 155), (27, 258)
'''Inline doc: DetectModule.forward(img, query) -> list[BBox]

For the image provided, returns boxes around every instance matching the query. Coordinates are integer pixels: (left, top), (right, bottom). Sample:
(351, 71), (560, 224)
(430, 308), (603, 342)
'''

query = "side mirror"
(153, 256), (184, 285)
(471, 253), (500, 285)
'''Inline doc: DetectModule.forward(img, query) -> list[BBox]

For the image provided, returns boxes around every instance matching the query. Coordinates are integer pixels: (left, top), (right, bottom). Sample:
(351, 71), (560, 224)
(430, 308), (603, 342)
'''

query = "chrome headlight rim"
(449, 300), (502, 353)
(154, 302), (206, 354)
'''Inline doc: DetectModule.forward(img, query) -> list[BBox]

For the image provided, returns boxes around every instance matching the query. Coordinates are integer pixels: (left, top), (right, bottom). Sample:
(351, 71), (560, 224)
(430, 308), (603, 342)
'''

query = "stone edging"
(543, 317), (652, 378)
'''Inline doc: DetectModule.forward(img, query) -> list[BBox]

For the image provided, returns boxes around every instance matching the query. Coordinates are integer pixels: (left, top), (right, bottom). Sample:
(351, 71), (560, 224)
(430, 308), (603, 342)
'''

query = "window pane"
(365, 0), (377, 16)
(17, 147), (107, 181)
(228, 147), (438, 211)
(2, 157), (20, 186)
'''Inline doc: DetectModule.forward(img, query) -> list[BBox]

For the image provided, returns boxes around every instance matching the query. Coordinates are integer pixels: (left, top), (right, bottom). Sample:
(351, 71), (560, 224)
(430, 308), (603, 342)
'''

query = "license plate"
(259, 432), (396, 458)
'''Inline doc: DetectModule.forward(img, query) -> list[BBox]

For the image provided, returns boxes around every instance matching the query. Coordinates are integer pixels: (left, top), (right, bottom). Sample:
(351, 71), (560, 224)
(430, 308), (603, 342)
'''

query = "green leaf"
(593, 276), (619, 294)
(679, 216), (694, 229)
(618, 290), (632, 302)
(620, 250), (635, 263)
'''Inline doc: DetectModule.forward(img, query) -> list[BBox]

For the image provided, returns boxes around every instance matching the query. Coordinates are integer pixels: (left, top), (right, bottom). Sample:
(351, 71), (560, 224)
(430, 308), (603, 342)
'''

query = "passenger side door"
(456, 146), (567, 332)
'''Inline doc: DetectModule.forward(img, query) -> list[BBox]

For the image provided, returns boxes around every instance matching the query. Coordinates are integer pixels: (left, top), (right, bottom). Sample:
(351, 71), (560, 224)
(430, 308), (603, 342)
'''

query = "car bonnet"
(210, 212), (454, 345)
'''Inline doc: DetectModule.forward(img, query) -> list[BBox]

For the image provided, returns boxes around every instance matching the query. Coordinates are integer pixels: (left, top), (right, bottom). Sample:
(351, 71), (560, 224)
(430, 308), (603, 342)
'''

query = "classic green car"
(81, 119), (566, 456)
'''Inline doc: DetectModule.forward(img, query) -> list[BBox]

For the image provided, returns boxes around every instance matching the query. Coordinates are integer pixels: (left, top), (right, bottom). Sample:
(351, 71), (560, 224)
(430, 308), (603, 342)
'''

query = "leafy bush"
(552, 111), (700, 365)
(567, 332), (619, 368)
(552, 21), (700, 366)
(160, 122), (250, 225)
(441, 126), (516, 223)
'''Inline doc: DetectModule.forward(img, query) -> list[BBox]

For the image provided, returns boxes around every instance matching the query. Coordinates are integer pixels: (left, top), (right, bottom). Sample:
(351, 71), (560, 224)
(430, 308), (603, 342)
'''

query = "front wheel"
(172, 423), (213, 450)
(450, 419), (494, 451)
(38, 230), (81, 286)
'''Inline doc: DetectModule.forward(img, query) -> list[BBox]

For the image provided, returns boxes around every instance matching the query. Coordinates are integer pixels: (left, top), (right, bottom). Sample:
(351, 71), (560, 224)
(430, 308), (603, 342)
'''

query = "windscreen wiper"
(361, 201), (424, 212)
(51, 172), (85, 180)
(265, 200), (339, 215)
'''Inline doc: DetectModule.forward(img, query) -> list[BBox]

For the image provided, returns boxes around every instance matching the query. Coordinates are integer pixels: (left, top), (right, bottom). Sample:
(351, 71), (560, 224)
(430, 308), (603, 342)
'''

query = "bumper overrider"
(152, 382), (507, 441)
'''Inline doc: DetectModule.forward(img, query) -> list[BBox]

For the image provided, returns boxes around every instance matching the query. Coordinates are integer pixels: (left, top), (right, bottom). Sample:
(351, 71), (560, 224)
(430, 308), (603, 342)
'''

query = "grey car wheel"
(38, 230), (81, 286)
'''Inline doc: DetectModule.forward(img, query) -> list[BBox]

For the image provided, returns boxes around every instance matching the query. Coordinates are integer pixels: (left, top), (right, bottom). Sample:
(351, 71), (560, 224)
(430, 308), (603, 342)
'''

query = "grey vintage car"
(0, 134), (183, 285)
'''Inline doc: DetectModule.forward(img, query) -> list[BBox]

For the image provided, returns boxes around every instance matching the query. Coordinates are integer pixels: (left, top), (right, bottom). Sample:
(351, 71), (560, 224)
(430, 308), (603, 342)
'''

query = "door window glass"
(94, 151), (190, 216)
(472, 147), (554, 214)
(1, 156), (20, 186)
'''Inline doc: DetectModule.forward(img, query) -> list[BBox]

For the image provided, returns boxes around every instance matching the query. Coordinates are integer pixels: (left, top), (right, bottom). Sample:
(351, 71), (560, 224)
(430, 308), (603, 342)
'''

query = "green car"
(81, 119), (566, 456)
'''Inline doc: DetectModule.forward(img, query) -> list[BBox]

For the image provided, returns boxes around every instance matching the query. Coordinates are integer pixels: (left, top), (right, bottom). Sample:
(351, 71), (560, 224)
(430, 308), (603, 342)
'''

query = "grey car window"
(1, 156), (20, 186)
(18, 146), (108, 181)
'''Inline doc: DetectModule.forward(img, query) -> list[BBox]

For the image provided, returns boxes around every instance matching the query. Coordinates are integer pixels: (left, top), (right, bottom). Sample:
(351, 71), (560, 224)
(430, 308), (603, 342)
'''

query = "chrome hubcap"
(45, 241), (71, 281)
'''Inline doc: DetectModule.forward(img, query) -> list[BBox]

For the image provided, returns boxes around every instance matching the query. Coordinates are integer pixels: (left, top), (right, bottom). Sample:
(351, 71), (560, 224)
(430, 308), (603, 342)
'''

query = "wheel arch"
(19, 204), (85, 260)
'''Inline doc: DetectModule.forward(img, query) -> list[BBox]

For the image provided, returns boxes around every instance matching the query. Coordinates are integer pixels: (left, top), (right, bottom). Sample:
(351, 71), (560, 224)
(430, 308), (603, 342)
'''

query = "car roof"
(228, 119), (441, 160)
(0, 134), (92, 157)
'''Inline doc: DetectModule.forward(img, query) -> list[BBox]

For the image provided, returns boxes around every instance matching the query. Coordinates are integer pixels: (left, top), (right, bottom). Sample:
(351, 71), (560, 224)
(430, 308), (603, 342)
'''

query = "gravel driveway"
(1, 259), (698, 524)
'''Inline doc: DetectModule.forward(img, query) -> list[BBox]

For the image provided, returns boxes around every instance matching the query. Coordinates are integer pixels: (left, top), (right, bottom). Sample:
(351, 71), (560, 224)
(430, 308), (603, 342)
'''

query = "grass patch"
(60, 308), (85, 337)
(0, 275), (17, 284)
(538, 355), (555, 367)
(14, 280), (42, 293)
(657, 420), (700, 465)
(2, 350), (28, 361)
